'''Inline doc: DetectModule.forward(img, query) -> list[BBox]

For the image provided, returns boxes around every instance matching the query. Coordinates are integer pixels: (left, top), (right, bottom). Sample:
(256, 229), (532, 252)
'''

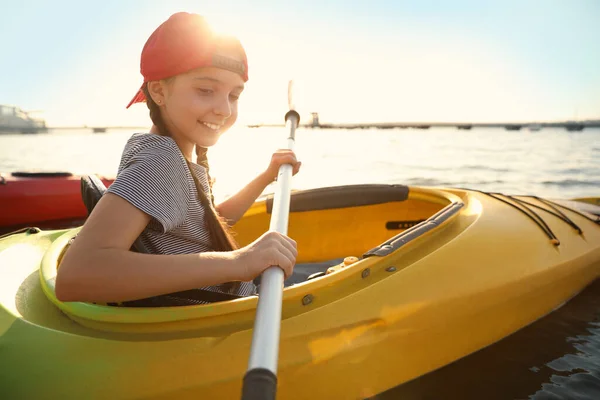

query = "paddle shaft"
(242, 83), (300, 400)
(248, 115), (297, 371)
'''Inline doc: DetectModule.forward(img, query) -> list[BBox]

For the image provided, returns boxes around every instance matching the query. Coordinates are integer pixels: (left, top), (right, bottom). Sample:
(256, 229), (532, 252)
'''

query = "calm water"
(1, 126), (598, 201)
(1, 126), (600, 399)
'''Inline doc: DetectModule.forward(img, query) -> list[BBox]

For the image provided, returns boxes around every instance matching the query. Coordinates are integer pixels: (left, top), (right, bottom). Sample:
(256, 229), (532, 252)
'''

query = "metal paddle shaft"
(241, 81), (300, 400)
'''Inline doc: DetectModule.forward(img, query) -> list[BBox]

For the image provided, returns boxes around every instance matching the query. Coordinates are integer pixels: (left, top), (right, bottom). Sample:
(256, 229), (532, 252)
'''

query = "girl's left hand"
(263, 149), (301, 183)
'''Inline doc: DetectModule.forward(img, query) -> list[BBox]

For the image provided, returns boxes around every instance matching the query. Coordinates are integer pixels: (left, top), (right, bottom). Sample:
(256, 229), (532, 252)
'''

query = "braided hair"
(142, 83), (242, 293)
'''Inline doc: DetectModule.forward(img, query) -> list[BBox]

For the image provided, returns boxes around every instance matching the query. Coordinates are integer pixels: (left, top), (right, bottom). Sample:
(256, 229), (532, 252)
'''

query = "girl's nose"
(213, 95), (232, 118)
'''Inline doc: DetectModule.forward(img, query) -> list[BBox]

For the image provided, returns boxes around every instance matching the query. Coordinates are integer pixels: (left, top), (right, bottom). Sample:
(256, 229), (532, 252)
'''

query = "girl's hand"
(262, 149), (301, 183)
(233, 231), (297, 281)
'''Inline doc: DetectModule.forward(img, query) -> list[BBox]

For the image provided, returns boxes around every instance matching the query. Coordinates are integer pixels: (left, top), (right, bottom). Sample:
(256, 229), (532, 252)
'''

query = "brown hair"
(142, 83), (240, 255)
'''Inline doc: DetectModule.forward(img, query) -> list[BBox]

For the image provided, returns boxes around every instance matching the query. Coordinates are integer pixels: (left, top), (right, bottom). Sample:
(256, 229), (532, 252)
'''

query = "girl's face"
(153, 58), (245, 157)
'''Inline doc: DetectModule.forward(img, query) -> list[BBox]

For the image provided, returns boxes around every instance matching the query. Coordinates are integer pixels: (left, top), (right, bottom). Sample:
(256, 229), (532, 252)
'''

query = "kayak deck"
(1, 184), (599, 399)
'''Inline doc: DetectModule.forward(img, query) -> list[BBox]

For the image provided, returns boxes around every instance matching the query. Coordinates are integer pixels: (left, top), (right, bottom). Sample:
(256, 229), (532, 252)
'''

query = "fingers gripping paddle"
(241, 81), (300, 400)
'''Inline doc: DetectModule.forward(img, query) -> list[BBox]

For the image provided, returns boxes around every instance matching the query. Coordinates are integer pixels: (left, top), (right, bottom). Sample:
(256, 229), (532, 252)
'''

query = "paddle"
(241, 81), (300, 400)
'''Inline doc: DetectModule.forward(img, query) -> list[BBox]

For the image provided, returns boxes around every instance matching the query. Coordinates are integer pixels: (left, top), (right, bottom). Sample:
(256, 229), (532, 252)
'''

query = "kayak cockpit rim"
(38, 185), (465, 332)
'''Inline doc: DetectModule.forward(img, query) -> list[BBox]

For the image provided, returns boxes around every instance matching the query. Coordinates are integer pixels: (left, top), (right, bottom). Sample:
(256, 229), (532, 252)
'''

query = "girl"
(56, 12), (301, 305)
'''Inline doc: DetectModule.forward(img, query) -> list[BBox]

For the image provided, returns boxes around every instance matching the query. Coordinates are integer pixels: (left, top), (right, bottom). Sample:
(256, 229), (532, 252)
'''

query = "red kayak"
(0, 171), (114, 234)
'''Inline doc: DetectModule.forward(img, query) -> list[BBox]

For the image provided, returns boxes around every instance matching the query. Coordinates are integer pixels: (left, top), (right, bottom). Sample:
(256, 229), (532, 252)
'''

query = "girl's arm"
(56, 193), (297, 304)
(55, 193), (239, 303)
(215, 172), (272, 225)
(216, 150), (301, 225)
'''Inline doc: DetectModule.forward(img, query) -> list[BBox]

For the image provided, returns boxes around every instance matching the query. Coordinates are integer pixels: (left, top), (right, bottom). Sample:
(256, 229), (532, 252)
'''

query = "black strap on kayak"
(0, 227), (40, 240)
(12, 171), (73, 178)
(512, 196), (583, 234)
(484, 192), (561, 246)
(537, 197), (600, 224)
(112, 288), (249, 308)
(467, 190), (600, 246)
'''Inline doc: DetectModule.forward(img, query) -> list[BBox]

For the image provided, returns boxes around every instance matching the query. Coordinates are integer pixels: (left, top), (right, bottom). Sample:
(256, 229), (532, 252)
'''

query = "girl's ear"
(147, 80), (167, 105)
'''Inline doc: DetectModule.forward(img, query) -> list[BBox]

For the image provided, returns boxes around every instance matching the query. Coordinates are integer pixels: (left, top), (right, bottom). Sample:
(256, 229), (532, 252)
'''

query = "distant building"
(311, 112), (320, 127)
(0, 104), (47, 134)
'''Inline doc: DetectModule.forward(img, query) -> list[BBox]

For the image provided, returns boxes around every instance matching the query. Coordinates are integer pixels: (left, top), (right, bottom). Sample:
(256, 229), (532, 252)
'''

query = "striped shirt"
(107, 133), (256, 299)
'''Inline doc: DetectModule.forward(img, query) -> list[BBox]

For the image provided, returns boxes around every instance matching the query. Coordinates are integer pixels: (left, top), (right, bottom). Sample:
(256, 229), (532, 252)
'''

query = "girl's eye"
(229, 94), (240, 101)
(197, 88), (213, 95)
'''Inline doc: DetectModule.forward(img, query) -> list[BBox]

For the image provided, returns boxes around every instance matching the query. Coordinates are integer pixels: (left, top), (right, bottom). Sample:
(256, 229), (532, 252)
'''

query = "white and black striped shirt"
(107, 133), (256, 298)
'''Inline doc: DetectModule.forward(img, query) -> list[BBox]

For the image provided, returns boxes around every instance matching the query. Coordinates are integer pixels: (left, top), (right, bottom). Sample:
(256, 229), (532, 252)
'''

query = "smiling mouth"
(200, 121), (222, 131)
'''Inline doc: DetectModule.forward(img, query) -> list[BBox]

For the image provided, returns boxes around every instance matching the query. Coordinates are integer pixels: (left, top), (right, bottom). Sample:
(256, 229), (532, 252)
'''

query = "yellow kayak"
(1, 184), (599, 399)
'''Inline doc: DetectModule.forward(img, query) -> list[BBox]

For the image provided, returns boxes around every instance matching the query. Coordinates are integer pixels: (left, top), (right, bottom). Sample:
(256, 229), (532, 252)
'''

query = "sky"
(1, 0), (599, 127)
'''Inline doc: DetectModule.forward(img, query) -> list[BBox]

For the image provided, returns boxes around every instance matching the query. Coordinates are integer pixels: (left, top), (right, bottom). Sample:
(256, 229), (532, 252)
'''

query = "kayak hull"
(1, 185), (599, 399)
(0, 171), (114, 233)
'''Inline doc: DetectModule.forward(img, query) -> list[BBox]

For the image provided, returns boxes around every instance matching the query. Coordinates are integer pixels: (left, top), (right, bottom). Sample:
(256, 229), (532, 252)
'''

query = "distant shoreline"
(28, 119), (600, 134)
(248, 119), (600, 130)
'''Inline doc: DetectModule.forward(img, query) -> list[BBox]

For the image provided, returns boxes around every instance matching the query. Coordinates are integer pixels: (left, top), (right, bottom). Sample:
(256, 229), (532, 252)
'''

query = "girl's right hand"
(233, 231), (298, 281)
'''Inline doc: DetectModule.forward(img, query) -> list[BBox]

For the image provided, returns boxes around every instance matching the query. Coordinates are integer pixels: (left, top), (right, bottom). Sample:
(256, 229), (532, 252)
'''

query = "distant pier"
(249, 115), (600, 132)
(6, 119), (599, 135)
